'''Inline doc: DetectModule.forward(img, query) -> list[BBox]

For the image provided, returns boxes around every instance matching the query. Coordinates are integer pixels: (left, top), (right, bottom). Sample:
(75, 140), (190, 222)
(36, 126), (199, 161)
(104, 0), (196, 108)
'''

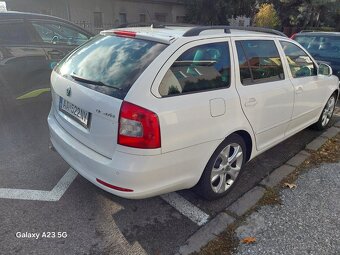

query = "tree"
(254, 3), (281, 28)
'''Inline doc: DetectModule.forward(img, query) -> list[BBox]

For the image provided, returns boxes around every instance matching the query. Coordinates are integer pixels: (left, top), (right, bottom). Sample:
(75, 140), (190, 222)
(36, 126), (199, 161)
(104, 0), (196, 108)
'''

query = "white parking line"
(161, 192), (210, 226)
(0, 168), (77, 201)
(49, 168), (78, 200)
(1, 168), (210, 226)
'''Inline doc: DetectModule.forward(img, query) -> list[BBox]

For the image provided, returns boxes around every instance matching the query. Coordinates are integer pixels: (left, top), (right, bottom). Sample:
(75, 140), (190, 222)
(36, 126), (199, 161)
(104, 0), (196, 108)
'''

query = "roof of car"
(0, 11), (93, 35)
(297, 31), (340, 37)
(0, 11), (66, 21)
(103, 25), (287, 44)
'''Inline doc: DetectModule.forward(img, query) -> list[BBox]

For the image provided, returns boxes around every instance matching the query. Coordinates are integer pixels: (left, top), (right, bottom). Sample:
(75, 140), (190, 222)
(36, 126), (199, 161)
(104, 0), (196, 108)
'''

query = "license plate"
(59, 97), (90, 128)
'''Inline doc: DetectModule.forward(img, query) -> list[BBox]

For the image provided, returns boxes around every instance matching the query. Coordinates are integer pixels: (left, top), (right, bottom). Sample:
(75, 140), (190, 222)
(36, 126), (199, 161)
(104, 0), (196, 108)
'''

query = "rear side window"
(0, 22), (30, 44)
(31, 21), (89, 46)
(280, 41), (317, 78)
(159, 42), (231, 97)
(56, 35), (167, 99)
(236, 40), (284, 85)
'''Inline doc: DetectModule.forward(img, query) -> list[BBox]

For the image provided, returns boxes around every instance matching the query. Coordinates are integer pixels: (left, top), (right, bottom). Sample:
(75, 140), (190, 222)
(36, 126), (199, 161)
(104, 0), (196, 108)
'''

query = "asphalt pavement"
(235, 163), (340, 255)
(0, 79), (339, 255)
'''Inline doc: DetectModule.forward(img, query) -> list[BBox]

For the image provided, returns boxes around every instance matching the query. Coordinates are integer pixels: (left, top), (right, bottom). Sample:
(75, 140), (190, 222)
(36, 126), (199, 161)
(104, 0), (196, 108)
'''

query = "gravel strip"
(235, 163), (340, 255)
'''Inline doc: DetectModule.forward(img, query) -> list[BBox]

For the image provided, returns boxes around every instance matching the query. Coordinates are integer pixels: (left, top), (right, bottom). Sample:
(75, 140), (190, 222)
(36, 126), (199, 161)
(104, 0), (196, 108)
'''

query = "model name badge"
(96, 109), (115, 119)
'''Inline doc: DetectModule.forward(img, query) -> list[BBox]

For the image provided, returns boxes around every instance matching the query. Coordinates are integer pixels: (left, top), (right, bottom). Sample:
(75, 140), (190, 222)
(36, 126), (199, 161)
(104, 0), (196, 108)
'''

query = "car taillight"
(113, 30), (136, 38)
(118, 101), (161, 149)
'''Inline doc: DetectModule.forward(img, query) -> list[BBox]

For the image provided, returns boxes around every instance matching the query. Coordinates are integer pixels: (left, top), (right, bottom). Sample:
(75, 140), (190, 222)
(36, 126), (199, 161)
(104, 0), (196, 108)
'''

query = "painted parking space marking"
(16, 88), (50, 100)
(161, 192), (209, 226)
(0, 168), (77, 201)
(1, 167), (210, 226)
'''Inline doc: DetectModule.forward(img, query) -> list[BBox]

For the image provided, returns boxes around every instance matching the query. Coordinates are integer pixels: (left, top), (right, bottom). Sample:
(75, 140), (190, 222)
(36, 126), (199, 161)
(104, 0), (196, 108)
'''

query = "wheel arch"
(233, 130), (253, 162)
(333, 89), (339, 102)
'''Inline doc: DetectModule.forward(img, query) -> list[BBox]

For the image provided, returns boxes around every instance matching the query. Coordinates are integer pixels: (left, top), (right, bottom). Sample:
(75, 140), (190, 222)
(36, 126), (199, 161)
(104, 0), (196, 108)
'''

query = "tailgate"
(51, 72), (121, 158)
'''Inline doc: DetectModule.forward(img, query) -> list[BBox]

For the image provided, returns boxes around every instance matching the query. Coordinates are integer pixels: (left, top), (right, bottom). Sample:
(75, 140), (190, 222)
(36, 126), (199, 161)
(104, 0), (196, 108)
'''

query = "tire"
(195, 134), (247, 200)
(312, 94), (336, 131)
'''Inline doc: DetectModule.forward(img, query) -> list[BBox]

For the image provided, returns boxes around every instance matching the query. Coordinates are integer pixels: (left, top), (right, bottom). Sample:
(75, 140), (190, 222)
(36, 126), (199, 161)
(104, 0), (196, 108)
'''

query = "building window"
(176, 16), (185, 23)
(155, 13), (166, 23)
(119, 13), (127, 24)
(94, 12), (103, 28)
(140, 14), (146, 23)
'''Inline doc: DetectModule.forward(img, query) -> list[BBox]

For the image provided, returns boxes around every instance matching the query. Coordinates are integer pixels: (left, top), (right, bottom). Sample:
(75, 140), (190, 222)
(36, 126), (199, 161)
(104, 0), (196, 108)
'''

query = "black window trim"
(238, 41), (255, 83)
(158, 40), (232, 98)
(160, 85), (230, 98)
(279, 39), (318, 79)
(235, 39), (286, 86)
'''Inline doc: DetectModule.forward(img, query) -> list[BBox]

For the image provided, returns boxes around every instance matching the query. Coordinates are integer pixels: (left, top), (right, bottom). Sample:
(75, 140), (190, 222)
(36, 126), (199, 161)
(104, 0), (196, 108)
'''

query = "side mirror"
(318, 63), (333, 76)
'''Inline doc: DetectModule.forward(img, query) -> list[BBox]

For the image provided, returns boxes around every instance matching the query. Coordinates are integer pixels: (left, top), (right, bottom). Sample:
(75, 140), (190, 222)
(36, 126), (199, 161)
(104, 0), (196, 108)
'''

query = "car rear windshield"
(55, 35), (167, 99)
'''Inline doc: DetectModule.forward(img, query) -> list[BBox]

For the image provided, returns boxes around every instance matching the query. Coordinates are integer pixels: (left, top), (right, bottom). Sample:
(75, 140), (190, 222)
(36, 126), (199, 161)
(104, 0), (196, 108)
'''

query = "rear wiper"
(70, 73), (121, 90)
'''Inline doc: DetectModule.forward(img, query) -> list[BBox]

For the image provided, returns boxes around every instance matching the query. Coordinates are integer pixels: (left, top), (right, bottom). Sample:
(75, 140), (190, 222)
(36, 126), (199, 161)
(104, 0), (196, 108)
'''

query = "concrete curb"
(178, 118), (340, 255)
(178, 212), (235, 255)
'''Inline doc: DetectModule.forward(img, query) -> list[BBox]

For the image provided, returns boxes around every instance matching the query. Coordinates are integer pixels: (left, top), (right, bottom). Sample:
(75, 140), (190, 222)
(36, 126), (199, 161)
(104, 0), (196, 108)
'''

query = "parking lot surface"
(0, 80), (338, 254)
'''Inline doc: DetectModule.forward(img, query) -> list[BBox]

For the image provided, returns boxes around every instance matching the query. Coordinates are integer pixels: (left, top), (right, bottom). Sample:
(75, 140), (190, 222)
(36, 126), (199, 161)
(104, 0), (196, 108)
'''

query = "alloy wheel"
(210, 143), (243, 194)
(321, 96), (335, 127)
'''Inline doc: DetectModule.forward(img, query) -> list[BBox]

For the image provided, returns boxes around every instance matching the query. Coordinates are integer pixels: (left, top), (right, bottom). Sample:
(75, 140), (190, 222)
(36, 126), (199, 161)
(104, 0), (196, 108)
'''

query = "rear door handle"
(295, 86), (303, 94)
(245, 98), (257, 107)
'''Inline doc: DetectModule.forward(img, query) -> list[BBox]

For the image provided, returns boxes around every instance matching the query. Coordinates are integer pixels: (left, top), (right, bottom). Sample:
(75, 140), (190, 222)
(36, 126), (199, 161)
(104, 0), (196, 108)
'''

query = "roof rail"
(182, 26), (287, 37)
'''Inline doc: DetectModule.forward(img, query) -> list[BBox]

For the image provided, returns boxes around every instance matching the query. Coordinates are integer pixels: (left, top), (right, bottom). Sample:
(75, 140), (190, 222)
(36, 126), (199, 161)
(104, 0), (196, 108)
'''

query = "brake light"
(118, 101), (161, 149)
(113, 30), (136, 38)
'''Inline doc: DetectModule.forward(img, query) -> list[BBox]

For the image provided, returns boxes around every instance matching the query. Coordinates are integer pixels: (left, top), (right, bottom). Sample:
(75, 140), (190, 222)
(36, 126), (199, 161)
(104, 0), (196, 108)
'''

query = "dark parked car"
(0, 12), (93, 96)
(292, 32), (340, 79)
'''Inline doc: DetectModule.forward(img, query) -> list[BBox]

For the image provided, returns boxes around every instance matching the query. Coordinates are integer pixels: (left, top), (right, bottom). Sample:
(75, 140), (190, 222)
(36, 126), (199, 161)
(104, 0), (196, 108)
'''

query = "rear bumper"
(48, 109), (220, 199)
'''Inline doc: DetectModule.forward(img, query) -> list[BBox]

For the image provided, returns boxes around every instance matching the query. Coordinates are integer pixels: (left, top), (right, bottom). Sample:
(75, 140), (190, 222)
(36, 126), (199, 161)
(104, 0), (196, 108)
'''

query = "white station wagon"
(48, 26), (339, 200)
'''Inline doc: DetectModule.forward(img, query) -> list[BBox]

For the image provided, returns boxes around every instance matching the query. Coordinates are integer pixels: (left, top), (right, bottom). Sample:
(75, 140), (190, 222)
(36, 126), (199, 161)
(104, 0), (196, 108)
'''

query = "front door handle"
(245, 98), (257, 107)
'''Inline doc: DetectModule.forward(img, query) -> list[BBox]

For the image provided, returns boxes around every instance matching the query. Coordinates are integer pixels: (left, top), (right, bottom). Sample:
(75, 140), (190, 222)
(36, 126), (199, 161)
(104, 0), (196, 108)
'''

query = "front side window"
(32, 21), (89, 46)
(280, 41), (317, 78)
(236, 40), (285, 85)
(0, 22), (30, 44)
(159, 42), (231, 97)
